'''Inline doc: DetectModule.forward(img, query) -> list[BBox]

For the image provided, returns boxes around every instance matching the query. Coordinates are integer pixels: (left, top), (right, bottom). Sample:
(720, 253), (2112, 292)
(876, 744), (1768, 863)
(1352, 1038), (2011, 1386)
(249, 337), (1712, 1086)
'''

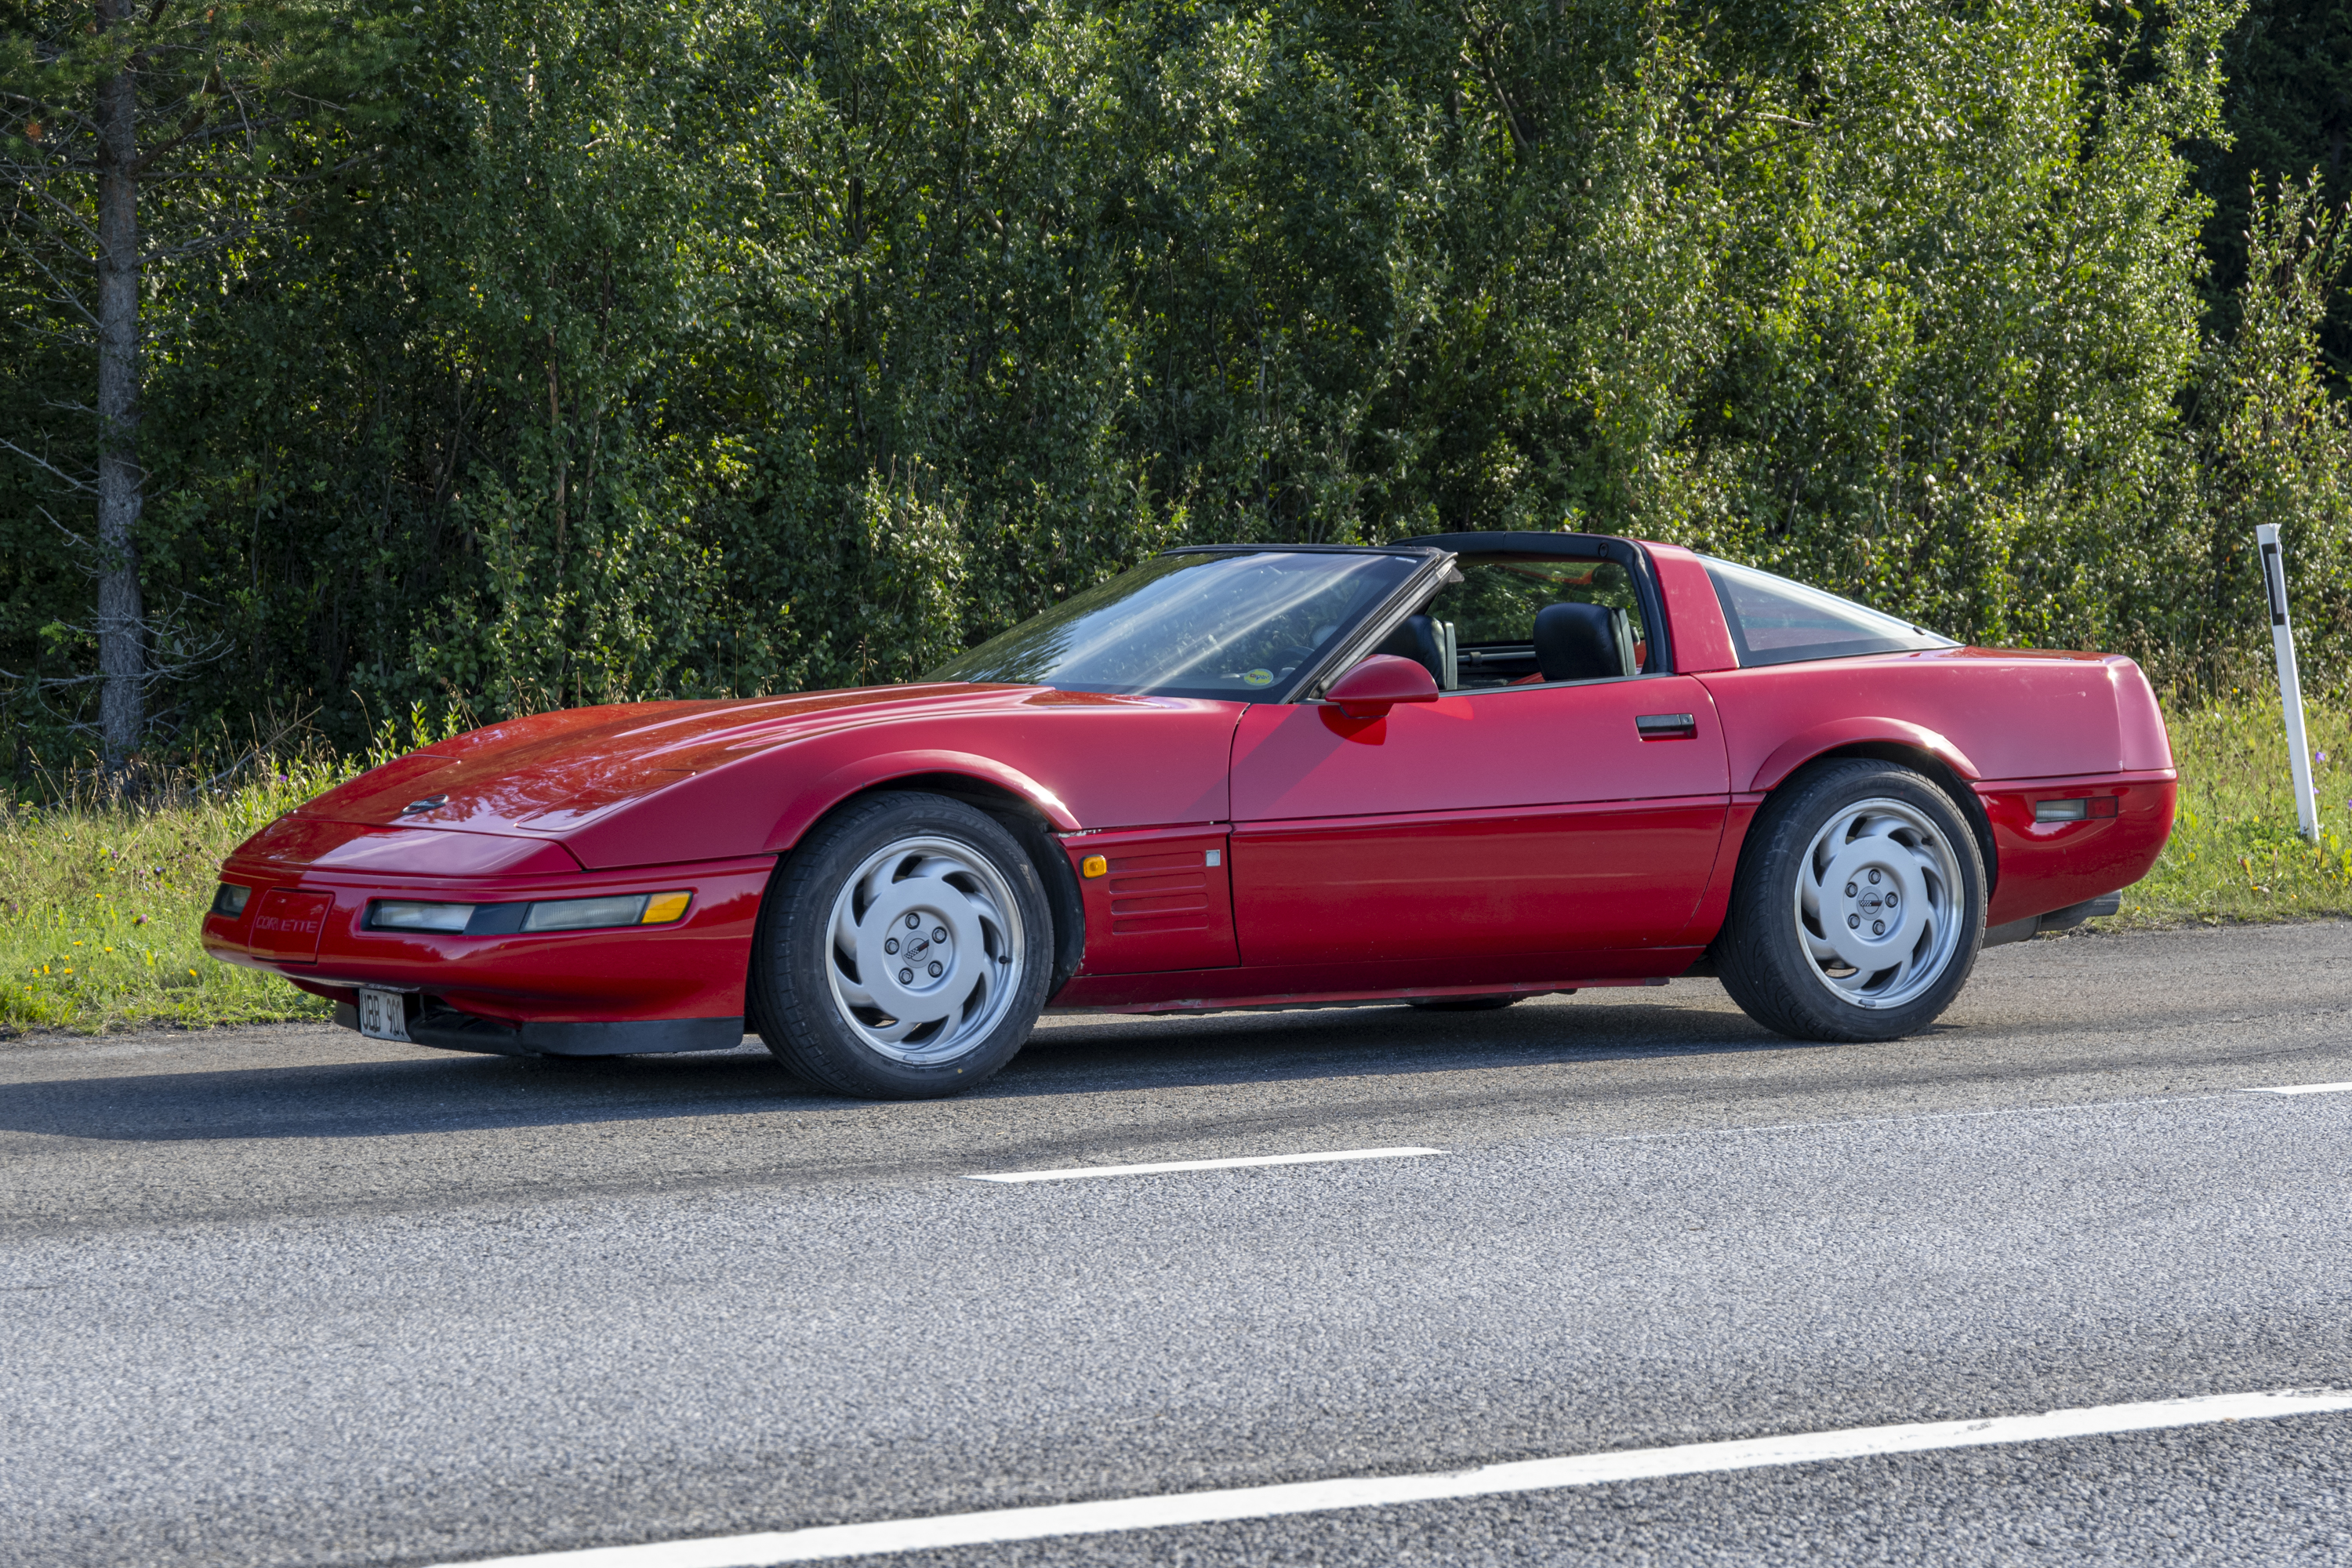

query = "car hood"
(291, 683), (1044, 839)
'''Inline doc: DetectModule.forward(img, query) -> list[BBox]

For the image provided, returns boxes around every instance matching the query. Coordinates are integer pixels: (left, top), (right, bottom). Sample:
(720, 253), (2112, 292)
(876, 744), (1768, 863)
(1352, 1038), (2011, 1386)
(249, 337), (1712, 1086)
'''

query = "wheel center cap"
(881, 908), (956, 992)
(1820, 846), (1922, 968)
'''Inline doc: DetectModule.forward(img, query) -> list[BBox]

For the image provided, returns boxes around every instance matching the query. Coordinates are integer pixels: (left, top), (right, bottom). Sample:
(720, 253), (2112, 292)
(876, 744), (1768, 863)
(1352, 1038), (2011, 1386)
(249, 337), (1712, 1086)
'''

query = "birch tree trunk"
(94, 0), (145, 771)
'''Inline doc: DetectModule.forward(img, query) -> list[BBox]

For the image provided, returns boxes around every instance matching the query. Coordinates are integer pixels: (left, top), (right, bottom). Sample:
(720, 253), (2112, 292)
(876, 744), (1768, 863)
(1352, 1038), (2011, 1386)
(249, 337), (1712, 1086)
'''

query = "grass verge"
(2111, 691), (2352, 925)
(0, 757), (354, 1033)
(0, 692), (2342, 1033)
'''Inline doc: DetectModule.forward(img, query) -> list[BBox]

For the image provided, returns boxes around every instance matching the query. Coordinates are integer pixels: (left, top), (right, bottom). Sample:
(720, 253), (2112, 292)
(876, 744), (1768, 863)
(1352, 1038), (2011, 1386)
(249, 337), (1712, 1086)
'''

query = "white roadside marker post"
(2256, 523), (2320, 841)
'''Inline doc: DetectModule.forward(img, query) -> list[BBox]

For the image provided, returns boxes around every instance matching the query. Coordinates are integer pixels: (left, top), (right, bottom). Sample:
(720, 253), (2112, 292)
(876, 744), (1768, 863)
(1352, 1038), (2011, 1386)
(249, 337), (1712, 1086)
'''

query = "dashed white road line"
(2241, 1080), (2352, 1096)
(429, 1387), (2352, 1568)
(965, 1145), (1445, 1183)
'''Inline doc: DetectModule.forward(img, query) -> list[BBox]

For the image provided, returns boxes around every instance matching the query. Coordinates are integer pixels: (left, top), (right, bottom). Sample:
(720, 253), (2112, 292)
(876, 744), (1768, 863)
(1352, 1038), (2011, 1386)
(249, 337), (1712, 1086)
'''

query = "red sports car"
(204, 533), (2175, 1097)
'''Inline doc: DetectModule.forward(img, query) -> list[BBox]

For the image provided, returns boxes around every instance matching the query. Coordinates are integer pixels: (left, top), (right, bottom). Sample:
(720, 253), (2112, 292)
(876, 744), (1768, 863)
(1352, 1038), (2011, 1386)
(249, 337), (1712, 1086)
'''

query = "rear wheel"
(1715, 759), (1984, 1042)
(751, 792), (1053, 1098)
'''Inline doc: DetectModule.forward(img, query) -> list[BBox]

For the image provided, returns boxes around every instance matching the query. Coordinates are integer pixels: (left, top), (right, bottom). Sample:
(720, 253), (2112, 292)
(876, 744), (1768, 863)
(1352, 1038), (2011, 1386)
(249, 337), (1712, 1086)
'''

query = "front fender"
(764, 750), (1085, 854)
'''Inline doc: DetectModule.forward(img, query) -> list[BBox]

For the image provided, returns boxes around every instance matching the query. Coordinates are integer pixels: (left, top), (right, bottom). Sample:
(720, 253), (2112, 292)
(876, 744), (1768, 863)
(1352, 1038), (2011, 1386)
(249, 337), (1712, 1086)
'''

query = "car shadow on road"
(0, 995), (1824, 1144)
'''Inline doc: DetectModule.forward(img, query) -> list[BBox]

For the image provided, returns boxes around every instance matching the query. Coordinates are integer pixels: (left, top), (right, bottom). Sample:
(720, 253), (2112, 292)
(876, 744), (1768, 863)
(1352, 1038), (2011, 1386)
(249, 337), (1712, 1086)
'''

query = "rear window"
(1703, 557), (1955, 666)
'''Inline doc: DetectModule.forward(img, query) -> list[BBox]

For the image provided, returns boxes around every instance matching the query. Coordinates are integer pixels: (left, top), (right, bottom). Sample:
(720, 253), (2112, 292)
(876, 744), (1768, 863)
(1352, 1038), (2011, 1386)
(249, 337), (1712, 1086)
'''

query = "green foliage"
(2194, 0), (2352, 379)
(0, 0), (2348, 766)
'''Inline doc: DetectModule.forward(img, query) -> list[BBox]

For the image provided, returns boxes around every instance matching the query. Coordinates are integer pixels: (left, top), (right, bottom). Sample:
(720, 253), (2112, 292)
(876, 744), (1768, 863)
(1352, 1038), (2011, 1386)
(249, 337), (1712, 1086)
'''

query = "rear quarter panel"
(1697, 651), (2176, 928)
(1701, 650), (2157, 789)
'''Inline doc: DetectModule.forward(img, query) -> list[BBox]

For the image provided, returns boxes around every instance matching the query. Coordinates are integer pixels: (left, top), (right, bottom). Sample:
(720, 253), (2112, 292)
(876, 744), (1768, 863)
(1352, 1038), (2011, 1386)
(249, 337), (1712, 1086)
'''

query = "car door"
(1225, 675), (1730, 967)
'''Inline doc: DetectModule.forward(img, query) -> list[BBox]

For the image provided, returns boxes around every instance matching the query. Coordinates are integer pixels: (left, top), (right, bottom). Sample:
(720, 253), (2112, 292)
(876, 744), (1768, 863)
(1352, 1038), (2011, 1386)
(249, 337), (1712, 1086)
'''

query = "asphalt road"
(4, 921), (2350, 1566)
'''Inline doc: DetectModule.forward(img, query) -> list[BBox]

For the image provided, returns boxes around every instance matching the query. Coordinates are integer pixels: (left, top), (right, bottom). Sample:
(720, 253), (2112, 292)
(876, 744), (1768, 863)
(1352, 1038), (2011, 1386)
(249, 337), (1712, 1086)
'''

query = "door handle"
(1636, 713), (1697, 740)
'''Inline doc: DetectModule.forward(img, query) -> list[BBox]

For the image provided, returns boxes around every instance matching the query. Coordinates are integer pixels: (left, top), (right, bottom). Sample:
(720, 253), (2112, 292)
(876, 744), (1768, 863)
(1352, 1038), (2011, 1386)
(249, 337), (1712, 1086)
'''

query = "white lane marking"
(2241, 1080), (2352, 1096)
(965, 1146), (1445, 1184)
(430, 1387), (2352, 1568)
(1596, 1091), (2241, 1146)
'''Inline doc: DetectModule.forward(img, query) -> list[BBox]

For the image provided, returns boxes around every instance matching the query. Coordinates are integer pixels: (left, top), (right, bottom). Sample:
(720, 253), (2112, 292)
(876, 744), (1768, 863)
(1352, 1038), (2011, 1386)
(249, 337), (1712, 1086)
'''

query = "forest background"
(3, 0), (2351, 775)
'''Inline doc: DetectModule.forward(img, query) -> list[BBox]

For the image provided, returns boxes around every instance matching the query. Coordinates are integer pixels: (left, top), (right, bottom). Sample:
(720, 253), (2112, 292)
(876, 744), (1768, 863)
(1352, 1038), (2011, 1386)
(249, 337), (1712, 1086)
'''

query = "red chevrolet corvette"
(204, 532), (2175, 1096)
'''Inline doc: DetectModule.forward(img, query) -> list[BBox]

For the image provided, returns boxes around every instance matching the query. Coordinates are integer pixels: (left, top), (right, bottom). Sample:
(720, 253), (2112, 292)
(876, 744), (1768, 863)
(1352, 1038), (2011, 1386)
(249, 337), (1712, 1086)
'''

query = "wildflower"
(187, 969), (197, 978)
(133, 914), (146, 926)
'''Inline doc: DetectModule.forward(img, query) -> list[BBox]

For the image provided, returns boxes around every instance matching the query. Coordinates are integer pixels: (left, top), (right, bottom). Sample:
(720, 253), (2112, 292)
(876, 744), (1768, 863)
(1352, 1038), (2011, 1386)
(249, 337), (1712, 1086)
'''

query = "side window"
(1417, 555), (1650, 688)
(1702, 557), (1955, 666)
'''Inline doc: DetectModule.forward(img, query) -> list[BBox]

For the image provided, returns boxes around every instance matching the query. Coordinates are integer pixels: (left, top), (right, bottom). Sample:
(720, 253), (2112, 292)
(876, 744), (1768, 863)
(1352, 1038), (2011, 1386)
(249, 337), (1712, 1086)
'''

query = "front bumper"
(202, 849), (776, 1034)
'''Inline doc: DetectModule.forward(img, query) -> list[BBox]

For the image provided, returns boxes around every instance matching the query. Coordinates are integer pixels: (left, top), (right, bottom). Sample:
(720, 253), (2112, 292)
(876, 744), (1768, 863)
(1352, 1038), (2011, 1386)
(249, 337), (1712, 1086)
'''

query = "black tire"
(1714, 759), (1985, 1043)
(750, 791), (1054, 1098)
(1406, 995), (1523, 1012)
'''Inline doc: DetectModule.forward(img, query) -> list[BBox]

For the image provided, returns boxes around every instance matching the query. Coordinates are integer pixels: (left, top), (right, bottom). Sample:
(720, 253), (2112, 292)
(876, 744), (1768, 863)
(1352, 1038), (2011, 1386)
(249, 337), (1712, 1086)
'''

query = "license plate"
(357, 987), (413, 1043)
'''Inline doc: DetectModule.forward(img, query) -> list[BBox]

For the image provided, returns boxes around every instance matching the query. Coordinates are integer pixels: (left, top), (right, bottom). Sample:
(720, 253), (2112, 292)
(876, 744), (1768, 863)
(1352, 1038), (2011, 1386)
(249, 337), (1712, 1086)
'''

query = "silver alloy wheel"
(1792, 796), (1965, 1011)
(824, 835), (1027, 1065)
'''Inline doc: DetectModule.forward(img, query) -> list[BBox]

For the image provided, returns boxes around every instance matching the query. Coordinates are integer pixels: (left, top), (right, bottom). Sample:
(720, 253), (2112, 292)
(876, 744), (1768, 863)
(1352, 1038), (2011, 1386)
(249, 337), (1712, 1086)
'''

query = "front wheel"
(1714, 760), (1984, 1042)
(750, 792), (1054, 1098)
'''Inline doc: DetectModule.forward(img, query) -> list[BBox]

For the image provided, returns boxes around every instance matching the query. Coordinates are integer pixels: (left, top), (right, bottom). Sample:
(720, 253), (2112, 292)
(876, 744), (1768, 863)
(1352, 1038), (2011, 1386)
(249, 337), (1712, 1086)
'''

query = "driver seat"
(1375, 614), (1448, 688)
(1533, 602), (1632, 682)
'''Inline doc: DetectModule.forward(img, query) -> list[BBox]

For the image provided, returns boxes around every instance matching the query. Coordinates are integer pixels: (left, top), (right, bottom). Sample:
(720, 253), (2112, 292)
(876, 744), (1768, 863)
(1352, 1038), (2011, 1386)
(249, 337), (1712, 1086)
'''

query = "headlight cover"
(368, 901), (476, 932)
(521, 891), (691, 931)
(364, 891), (691, 936)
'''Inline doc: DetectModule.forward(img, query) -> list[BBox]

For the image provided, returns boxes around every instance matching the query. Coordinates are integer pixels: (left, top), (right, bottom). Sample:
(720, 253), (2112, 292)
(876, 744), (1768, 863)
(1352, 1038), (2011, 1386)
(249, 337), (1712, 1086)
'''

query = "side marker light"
(1080, 855), (1108, 879)
(641, 891), (691, 924)
(2035, 797), (2120, 823)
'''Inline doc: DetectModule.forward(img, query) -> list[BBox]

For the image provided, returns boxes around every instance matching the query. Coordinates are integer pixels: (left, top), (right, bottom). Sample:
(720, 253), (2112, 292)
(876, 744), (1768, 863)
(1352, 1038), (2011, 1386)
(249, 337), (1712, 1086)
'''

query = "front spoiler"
(332, 1002), (748, 1057)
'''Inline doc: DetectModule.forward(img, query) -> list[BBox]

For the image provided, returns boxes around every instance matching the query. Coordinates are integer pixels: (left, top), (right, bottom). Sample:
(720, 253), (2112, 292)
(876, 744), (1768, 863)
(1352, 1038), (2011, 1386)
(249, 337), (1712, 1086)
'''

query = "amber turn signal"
(1080, 855), (1108, 879)
(641, 891), (692, 924)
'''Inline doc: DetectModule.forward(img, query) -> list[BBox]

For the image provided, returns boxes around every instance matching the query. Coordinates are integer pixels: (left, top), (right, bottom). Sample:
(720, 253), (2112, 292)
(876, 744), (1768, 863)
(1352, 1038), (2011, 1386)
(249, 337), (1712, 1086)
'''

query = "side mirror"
(1323, 655), (1441, 719)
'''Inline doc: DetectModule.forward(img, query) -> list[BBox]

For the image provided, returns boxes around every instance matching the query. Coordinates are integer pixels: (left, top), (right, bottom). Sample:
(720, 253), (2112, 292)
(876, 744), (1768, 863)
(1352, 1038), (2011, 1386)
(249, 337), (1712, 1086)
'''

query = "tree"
(0, 1), (397, 768)
(2197, 0), (2352, 379)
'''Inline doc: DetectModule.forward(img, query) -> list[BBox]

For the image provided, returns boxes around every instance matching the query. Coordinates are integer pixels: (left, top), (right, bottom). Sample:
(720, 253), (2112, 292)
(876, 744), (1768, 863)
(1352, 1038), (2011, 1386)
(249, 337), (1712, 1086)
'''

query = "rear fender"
(1748, 727), (2001, 902)
(1749, 718), (1980, 793)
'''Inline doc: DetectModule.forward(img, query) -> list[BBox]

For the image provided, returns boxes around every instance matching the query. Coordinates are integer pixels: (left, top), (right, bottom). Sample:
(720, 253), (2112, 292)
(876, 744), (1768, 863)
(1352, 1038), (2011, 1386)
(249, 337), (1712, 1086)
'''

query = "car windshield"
(929, 550), (1425, 700)
(1703, 557), (1957, 666)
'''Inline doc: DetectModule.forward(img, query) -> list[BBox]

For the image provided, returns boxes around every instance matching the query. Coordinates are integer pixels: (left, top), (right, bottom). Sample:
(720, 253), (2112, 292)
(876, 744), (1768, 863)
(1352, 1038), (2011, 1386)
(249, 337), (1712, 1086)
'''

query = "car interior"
(1375, 553), (1650, 690)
